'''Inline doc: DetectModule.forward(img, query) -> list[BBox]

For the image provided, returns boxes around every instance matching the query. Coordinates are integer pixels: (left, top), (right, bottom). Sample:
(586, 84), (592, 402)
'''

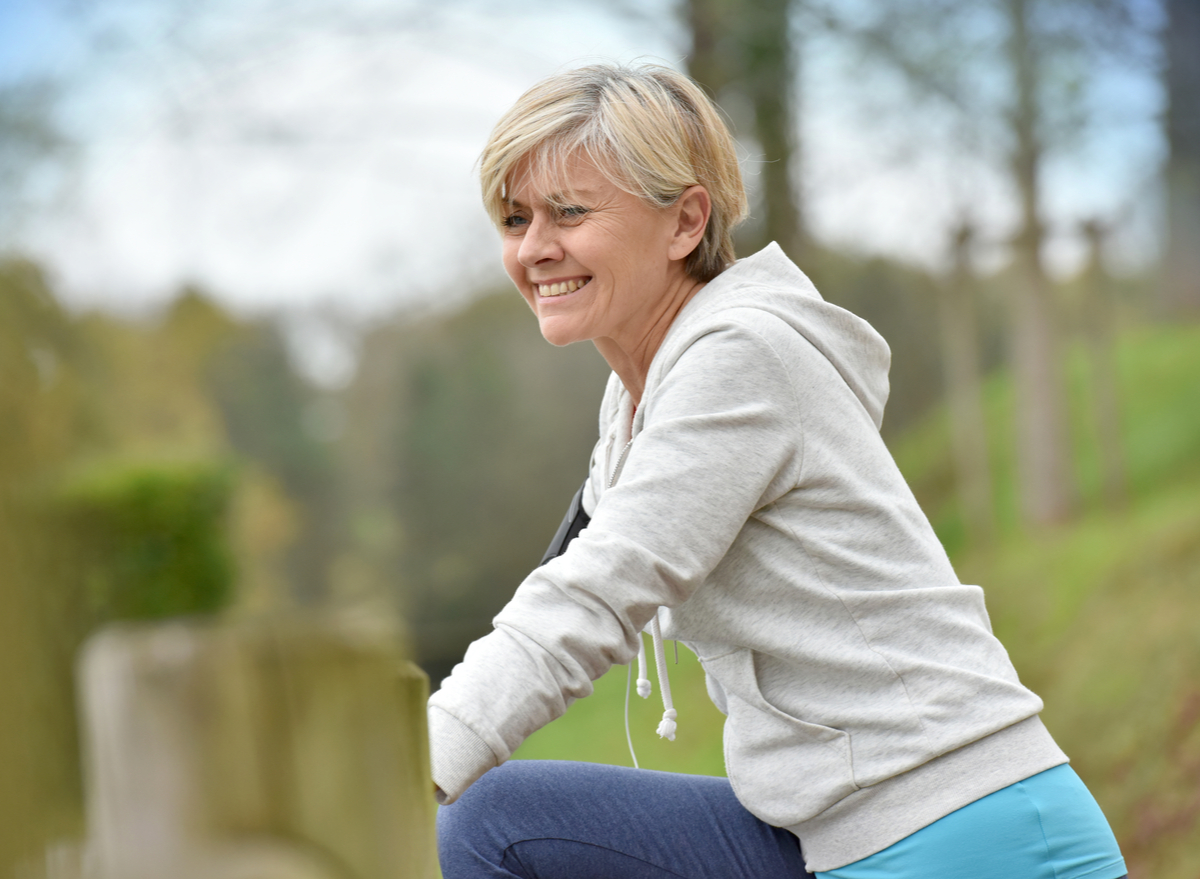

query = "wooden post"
(77, 617), (439, 879)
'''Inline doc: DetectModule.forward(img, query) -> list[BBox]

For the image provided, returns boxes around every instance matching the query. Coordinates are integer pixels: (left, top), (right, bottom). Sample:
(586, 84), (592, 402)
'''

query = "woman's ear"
(668, 186), (712, 261)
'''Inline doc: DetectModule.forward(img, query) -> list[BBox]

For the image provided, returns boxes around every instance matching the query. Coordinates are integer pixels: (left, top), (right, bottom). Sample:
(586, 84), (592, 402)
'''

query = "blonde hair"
(479, 63), (748, 283)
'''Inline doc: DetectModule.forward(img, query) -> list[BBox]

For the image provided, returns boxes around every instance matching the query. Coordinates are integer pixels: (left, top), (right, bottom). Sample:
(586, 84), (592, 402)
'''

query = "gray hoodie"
(428, 243), (1066, 871)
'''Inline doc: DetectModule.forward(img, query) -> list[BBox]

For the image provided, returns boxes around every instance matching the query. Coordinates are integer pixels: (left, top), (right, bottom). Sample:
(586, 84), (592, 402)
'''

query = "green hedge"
(57, 460), (236, 623)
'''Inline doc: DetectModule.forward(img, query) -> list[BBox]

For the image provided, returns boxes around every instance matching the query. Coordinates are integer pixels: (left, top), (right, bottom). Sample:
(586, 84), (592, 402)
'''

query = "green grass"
(516, 322), (1200, 878)
(514, 640), (727, 776)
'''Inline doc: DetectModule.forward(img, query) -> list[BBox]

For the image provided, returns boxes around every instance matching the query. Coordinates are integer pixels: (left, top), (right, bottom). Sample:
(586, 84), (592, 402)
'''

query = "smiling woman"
(499, 156), (711, 399)
(428, 63), (1128, 879)
(482, 64), (744, 399)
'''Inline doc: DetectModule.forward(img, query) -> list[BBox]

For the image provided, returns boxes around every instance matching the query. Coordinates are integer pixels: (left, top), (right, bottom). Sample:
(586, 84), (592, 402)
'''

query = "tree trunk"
(1162, 0), (1200, 316)
(1080, 220), (1127, 509)
(685, 0), (807, 261)
(1006, 0), (1075, 526)
(938, 222), (996, 545)
(686, 0), (736, 98)
(741, 0), (806, 261)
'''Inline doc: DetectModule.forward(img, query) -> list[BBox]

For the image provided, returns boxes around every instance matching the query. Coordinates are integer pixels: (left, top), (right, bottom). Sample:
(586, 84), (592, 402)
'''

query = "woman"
(429, 63), (1126, 879)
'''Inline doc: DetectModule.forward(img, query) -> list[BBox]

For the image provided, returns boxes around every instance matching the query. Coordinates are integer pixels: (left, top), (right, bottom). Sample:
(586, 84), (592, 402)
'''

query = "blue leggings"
(437, 761), (1127, 879)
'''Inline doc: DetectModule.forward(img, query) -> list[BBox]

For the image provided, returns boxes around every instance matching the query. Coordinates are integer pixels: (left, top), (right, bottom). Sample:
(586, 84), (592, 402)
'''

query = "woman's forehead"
(506, 151), (619, 204)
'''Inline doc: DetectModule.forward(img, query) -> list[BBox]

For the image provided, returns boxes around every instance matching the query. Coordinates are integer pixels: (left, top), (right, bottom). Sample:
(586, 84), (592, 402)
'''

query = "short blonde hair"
(479, 63), (748, 283)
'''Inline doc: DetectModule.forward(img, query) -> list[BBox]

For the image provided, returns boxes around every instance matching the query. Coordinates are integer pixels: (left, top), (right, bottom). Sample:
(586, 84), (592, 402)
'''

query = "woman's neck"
(592, 276), (705, 405)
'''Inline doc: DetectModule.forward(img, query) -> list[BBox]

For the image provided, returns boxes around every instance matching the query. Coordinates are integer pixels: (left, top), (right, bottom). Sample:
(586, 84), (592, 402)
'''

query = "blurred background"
(1, 0), (1197, 875)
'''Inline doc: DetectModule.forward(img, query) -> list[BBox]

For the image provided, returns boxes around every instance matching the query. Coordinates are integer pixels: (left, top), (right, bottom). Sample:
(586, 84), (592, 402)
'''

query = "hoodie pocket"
(703, 648), (858, 827)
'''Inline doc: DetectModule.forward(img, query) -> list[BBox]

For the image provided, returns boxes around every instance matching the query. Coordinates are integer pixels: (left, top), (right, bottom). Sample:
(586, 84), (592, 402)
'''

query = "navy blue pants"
(437, 760), (814, 879)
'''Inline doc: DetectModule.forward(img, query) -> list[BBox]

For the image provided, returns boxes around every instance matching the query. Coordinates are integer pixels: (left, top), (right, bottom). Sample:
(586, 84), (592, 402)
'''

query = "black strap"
(539, 479), (591, 566)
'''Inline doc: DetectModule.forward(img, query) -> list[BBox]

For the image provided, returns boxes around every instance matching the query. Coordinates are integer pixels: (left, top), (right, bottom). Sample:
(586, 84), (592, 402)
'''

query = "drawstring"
(624, 664), (640, 769)
(636, 635), (651, 698)
(624, 611), (679, 769)
(649, 613), (677, 740)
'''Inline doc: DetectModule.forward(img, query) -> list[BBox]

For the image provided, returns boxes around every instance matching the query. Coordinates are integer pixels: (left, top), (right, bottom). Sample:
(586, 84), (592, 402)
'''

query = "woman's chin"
(537, 317), (589, 348)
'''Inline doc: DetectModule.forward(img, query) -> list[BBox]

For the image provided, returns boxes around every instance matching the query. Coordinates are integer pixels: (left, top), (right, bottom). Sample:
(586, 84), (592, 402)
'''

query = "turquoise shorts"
(818, 765), (1126, 879)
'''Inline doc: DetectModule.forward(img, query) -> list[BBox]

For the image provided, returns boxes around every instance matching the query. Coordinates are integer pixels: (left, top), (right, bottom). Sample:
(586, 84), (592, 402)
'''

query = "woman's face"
(500, 155), (694, 350)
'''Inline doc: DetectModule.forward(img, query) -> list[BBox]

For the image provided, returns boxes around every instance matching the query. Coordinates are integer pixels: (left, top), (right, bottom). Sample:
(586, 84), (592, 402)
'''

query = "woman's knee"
(437, 761), (555, 868)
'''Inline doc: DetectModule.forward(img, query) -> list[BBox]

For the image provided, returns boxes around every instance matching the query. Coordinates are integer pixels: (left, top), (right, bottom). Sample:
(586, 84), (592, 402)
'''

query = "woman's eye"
(501, 214), (529, 230)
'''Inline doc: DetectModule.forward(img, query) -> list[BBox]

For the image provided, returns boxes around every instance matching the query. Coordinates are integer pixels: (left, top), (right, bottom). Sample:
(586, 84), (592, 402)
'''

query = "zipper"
(608, 439), (633, 489)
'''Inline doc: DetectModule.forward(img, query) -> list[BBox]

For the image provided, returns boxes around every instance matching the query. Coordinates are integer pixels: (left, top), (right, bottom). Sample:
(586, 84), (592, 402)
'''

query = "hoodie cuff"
(428, 705), (499, 805)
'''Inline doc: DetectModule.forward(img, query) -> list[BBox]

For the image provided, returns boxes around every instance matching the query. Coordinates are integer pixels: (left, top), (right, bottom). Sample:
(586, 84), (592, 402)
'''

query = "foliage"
(0, 80), (67, 234)
(72, 290), (334, 614)
(345, 290), (611, 682)
(0, 261), (328, 871)
(205, 315), (338, 605)
(54, 460), (237, 623)
(894, 323), (1200, 550)
(0, 259), (96, 870)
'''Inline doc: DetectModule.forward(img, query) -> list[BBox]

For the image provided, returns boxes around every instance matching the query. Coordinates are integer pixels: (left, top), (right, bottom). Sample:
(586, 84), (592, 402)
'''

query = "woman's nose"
(518, 216), (563, 267)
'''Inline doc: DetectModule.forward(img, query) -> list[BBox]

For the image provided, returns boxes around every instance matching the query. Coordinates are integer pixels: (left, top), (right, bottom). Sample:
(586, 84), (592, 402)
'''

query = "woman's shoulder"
(654, 267), (892, 430)
(654, 297), (826, 386)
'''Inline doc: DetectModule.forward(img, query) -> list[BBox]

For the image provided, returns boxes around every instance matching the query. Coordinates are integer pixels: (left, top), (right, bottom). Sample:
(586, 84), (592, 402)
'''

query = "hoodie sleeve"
(427, 320), (805, 803)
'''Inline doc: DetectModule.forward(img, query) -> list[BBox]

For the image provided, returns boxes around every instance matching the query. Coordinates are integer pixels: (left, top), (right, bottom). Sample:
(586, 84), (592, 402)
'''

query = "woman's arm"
(428, 320), (805, 802)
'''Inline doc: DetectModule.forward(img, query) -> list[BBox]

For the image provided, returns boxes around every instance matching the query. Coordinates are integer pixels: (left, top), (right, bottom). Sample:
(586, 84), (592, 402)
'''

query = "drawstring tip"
(636, 678), (652, 699)
(656, 708), (678, 741)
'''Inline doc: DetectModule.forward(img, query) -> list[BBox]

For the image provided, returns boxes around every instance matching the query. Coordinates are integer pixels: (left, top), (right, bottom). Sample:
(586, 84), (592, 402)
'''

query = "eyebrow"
(506, 190), (601, 209)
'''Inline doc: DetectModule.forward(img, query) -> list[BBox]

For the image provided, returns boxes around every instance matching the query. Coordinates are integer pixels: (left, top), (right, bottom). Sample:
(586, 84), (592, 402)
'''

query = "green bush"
(57, 460), (236, 623)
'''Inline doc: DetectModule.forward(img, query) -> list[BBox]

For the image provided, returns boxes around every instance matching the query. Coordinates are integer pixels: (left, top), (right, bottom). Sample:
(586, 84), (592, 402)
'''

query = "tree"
(836, 0), (1154, 525)
(1004, 0), (1075, 524)
(1078, 218), (1127, 508)
(0, 81), (66, 237)
(938, 221), (996, 545)
(1162, 0), (1200, 316)
(204, 313), (340, 607)
(686, 0), (807, 260)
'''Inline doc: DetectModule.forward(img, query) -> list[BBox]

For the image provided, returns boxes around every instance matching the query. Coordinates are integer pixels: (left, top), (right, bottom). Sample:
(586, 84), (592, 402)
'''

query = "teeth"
(538, 278), (590, 297)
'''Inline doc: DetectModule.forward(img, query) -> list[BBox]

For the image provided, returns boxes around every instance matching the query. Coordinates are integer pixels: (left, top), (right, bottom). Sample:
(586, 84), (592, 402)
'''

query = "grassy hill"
(513, 322), (1200, 878)
(899, 323), (1200, 878)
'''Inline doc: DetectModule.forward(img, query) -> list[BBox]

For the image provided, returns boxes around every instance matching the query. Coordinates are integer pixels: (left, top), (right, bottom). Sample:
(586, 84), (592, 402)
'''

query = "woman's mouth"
(536, 277), (592, 297)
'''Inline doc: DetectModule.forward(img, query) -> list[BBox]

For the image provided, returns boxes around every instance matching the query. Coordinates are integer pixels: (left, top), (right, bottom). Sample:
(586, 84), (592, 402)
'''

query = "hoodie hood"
(665, 242), (892, 431)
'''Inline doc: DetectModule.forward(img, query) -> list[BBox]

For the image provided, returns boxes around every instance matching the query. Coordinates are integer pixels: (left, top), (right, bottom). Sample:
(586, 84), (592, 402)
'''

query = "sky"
(0, 0), (1166, 384)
